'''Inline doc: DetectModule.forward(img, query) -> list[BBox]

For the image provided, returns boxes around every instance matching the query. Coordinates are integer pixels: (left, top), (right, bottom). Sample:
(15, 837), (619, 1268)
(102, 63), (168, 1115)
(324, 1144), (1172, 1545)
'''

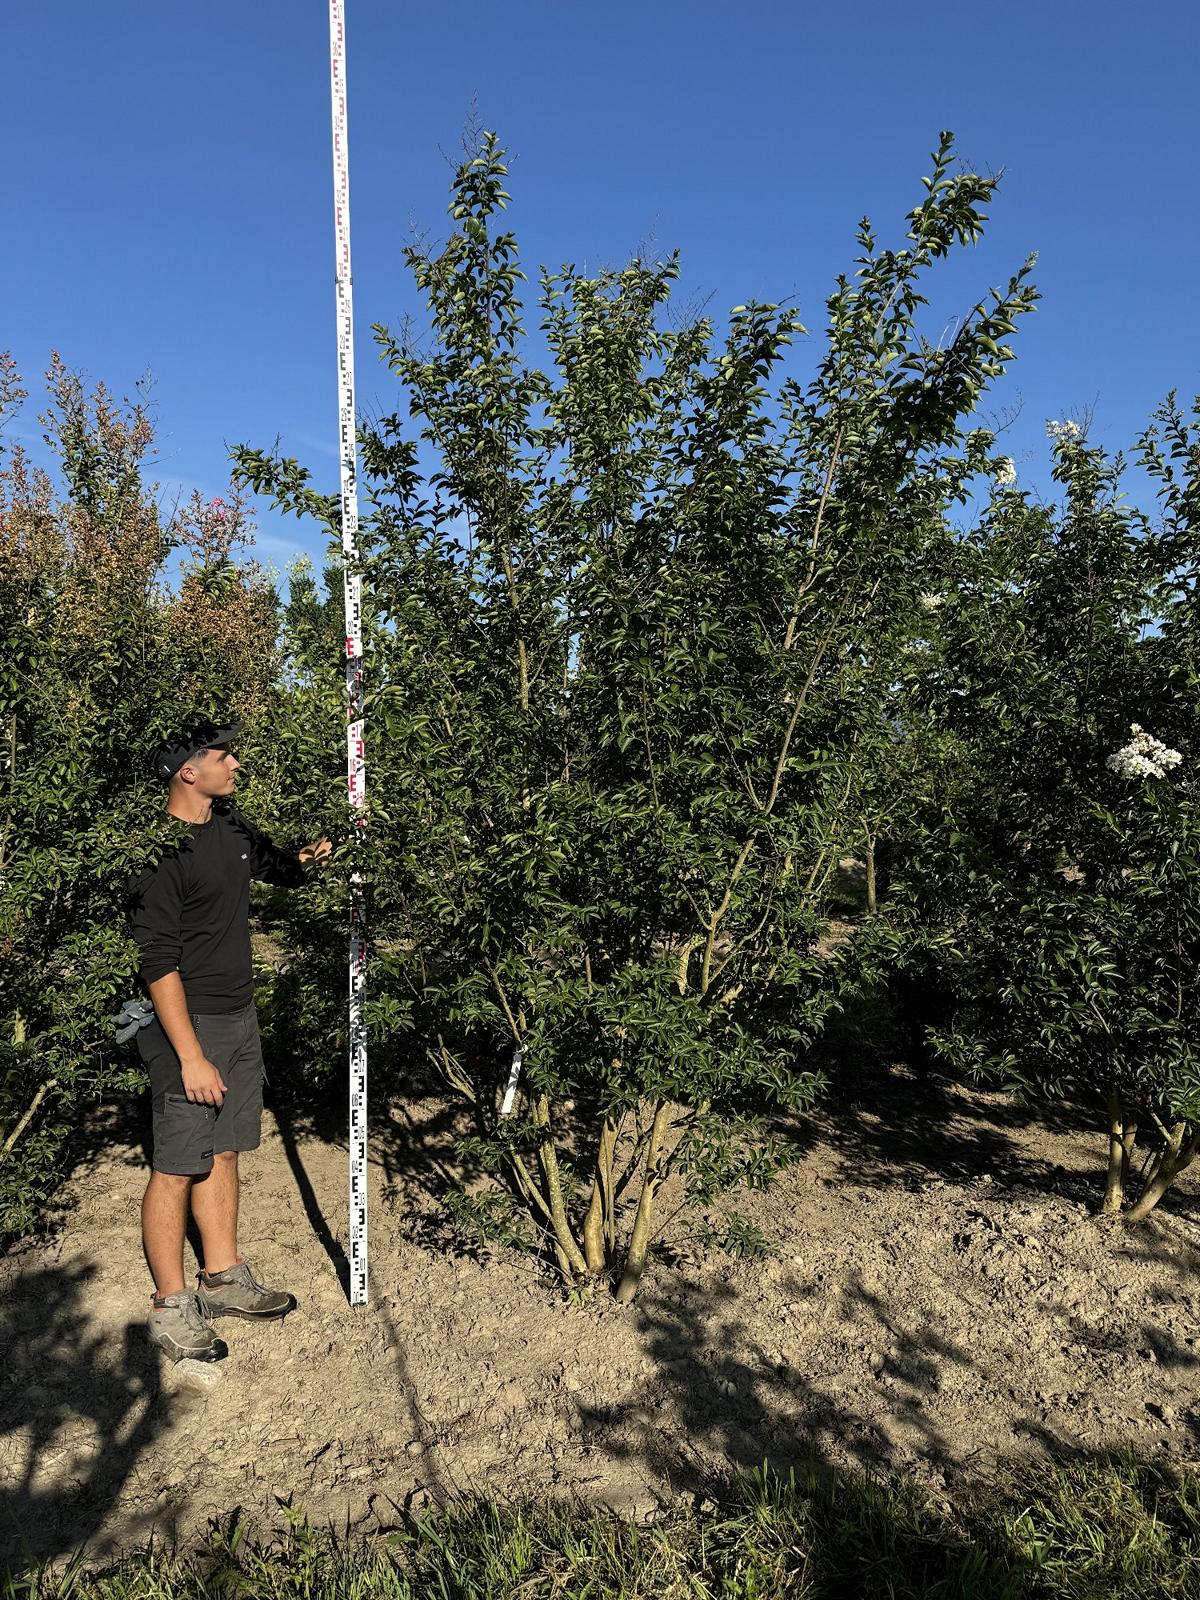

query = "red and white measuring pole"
(329, 0), (368, 1306)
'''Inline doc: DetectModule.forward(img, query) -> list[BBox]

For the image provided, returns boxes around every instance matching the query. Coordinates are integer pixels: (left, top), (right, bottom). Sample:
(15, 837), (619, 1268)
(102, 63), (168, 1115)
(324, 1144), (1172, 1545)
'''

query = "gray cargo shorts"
(138, 1002), (265, 1176)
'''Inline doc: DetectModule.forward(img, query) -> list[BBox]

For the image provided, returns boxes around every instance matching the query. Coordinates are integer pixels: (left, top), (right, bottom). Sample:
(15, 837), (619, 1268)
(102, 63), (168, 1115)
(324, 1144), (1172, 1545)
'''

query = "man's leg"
(143, 1168), (228, 1362)
(191, 1150), (240, 1275)
(139, 1022), (229, 1361)
(193, 1006), (295, 1321)
(141, 1171), (193, 1296)
(193, 1148), (295, 1319)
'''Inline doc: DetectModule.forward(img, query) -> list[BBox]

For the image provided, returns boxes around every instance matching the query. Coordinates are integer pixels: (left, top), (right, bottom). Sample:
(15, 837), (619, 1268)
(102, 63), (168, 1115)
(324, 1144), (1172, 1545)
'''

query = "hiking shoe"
(197, 1259), (297, 1321)
(147, 1290), (228, 1363)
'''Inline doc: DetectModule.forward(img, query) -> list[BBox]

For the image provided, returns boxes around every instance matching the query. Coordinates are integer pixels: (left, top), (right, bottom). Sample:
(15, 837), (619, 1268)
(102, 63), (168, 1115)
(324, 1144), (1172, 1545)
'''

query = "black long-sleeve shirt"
(127, 806), (307, 1012)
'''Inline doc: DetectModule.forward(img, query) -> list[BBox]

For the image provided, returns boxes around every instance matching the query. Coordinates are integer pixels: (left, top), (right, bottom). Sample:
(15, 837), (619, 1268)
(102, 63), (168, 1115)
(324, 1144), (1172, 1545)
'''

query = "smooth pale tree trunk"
(582, 1115), (617, 1273)
(532, 1094), (588, 1278)
(1104, 1084), (1136, 1213)
(1125, 1122), (1197, 1224)
(864, 834), (878, 915)
(614, 1101), (672, 1304)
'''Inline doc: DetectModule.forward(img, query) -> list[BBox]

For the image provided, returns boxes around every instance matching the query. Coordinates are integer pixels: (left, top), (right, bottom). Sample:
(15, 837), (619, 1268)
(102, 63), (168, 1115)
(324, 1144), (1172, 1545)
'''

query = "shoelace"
(159, 1292), (213, 1333)
(186, 1292), (215, 1331)
(210, 1261), (268, 1295)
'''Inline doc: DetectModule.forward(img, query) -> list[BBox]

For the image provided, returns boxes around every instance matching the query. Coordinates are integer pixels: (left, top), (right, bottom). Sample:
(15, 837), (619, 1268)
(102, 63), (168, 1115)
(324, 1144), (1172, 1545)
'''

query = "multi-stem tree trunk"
(1099, 1086), (1197, 1223)
(1125, 1120), (1197, 1224)
(614, 1100), (672, 1304)
(582, 1114), (617, 1274)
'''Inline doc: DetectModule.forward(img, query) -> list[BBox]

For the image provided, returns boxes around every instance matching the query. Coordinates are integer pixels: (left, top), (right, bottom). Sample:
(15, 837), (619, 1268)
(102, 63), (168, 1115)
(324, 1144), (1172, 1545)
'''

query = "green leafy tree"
(0, 357), (281, 1238)
(238, 131), (1035, 1297)
(904, 404), (1200, 1219)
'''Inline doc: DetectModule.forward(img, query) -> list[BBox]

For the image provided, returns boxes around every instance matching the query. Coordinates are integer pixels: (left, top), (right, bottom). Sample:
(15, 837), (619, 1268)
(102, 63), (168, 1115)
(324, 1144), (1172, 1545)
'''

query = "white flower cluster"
(1045, 418), (1081, 444)
(995, 457), (1017, 486)
(918, 592), (944, 611)
(1105, 723), (1183, 780)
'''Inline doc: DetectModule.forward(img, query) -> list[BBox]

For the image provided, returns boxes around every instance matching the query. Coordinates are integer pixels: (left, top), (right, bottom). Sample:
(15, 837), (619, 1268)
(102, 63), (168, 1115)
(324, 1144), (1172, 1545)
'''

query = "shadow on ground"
(571, 1268), (980, 1503)
(6, 1016), (1197, 1562)
(801, 1053), (1200, 1227)
(268, 1089), (450, 1516)
(567, 1263), (1200, 1509)
(0, 1262), (168, 1566)
(0, 1102), (446, 1564)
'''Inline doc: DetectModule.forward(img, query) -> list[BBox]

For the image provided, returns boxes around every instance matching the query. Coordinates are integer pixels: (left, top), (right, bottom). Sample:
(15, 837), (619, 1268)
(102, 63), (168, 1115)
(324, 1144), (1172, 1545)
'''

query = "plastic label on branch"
(329, 0), (368, 1307)
(500, 1046), (525, 1117)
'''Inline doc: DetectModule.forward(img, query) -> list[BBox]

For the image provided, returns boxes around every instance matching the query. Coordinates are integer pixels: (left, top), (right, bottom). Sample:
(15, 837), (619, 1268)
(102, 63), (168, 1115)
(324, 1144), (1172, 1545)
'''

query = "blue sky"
(4, 1), (1197, 580)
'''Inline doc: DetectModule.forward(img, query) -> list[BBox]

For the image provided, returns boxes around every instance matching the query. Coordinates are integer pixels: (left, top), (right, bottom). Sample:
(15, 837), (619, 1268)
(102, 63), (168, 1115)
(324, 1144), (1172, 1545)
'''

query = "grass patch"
(3, 1454), (1198, 1599)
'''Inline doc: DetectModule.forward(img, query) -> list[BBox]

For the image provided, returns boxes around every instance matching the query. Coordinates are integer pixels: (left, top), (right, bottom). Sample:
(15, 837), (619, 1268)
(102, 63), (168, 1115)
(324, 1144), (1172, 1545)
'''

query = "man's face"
(180, 743), (241, 798)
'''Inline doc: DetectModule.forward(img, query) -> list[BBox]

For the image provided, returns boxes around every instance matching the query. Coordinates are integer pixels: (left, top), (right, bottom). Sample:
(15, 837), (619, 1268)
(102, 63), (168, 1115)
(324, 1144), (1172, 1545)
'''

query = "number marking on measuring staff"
(329, 0), (368, 1307)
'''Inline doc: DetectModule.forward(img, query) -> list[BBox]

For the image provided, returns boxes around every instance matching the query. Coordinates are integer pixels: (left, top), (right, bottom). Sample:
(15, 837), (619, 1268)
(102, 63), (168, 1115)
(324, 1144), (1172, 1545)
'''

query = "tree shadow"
(1101, 1153), (1200, 1269)
(796, 1053), (1112, 1209)
(563, 1182), (1200, 1524)
(259, 1055), (492, 1263)
(0, 1261), (173, 1566)
(567, 1262), (1200, 1560)
(572, 1267), (979, 1506)
(377, 1092), (486, 1256)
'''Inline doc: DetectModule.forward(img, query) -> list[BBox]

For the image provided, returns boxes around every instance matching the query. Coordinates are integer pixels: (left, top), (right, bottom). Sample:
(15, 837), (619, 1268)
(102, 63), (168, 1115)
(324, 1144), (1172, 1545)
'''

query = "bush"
(894, 401), (1200, 1219)
(0, 357), (282, 1240)
(235, 130), (1037, 1297)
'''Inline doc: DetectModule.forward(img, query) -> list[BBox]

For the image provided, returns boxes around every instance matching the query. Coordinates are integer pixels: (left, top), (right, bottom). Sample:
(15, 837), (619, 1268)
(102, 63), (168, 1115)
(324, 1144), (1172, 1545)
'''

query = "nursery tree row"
(2, 135), (1197, 1286)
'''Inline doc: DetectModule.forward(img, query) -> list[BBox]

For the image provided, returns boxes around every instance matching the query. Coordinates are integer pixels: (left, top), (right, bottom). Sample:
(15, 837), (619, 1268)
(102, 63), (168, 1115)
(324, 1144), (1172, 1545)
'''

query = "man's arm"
(234, 811), (331, 885)
(147, 972), (227, 1107)
(128, 850), (227, 1106)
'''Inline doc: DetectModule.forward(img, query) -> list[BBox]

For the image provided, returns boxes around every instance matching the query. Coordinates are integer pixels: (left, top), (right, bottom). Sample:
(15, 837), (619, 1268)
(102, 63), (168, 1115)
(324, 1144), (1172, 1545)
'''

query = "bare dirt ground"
(2, 1061), (1199, 1566)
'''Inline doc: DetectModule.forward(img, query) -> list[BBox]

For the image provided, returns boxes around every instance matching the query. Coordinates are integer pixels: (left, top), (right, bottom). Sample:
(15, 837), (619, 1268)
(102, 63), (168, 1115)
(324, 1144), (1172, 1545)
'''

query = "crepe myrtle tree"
(0, 356), (281, 1239)
(931, 734), (1199, 1223)
(912, 406), (1200, 1220)
(236, 131), (1035, 1297)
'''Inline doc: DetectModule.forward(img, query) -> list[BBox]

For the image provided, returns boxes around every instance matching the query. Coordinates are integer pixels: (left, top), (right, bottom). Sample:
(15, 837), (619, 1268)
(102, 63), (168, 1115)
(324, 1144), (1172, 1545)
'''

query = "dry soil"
(2, 1061), (1198, 1564)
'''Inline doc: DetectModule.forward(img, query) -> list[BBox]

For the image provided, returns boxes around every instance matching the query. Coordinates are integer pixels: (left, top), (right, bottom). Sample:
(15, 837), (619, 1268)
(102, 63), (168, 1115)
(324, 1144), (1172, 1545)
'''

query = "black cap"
(151, 717), (242, 782)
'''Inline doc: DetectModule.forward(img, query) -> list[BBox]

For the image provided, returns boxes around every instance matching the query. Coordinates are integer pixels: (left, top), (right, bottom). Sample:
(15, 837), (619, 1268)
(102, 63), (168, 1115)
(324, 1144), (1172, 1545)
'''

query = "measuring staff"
(328, 0), (369, 1306)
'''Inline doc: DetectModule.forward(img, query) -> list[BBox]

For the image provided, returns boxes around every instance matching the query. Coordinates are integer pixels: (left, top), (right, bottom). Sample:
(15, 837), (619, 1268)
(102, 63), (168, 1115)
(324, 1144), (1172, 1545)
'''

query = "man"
(128, 717), (330, 1363)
